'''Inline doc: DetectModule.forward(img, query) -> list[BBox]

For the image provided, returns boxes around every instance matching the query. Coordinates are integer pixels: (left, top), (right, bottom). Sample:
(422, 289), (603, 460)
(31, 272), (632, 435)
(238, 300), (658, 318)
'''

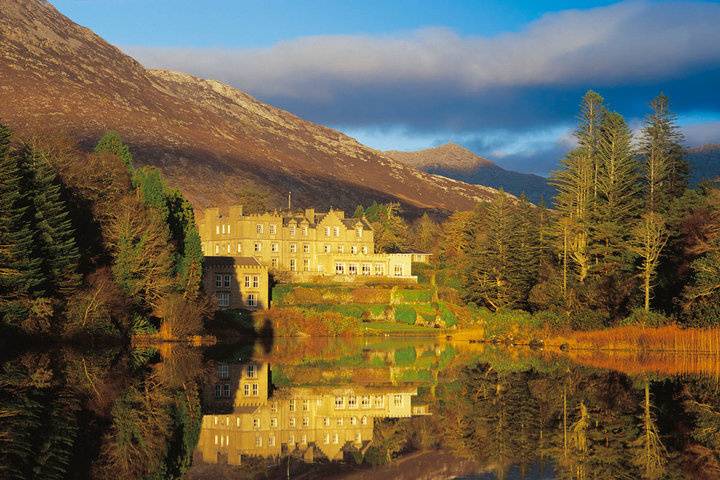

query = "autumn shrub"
(351, 286), (391, 304)
(437, 286), (461, 305)
(394, 305), (417, 325)
(254, 307), (360, 337)
(284, 286), (325, 305)
(620, 308), (672, 327)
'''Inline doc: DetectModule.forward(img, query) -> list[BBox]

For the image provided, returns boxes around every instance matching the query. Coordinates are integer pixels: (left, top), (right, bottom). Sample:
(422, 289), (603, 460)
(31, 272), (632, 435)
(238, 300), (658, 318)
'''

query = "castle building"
(198, 205), (419, 281)
(202, 256), (269, 310)
(194, 361), (430, 465)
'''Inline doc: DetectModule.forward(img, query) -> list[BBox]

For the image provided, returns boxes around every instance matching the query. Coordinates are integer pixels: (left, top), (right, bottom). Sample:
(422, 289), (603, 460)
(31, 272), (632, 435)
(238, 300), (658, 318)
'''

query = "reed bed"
(548, 324), (720, 354)
(556, 350), (720, 377)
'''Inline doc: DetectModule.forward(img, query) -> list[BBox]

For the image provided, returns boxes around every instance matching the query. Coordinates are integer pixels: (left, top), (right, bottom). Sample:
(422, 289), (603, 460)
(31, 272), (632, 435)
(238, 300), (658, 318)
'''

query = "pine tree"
(629, 212), (669, 313)
(94, 131), (134, 171)
(640, 94), (687, 213)
(22, 146), (81, 297)
(513, 195), (541, 307)
(0, 124), (43, 318)
(591, 111), (641, 274)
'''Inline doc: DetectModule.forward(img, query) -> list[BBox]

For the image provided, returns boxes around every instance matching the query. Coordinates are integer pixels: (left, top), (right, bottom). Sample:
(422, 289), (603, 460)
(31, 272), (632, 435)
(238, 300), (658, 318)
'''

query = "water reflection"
(2, 339), (720, 479)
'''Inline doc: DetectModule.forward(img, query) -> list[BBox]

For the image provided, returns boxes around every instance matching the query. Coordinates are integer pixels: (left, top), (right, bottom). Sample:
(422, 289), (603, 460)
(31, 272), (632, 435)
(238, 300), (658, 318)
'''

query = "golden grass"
(547, 324), (720, 354)
(555, 350), (720, 377)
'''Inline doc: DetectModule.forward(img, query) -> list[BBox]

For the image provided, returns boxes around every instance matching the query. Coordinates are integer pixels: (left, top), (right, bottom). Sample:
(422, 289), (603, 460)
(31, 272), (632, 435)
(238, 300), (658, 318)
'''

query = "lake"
(1, 336), (719, 479)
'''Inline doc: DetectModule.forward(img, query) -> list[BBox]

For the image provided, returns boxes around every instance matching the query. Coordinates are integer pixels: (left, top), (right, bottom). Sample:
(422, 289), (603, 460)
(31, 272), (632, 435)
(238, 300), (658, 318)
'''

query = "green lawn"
(361, 321), (438, 334)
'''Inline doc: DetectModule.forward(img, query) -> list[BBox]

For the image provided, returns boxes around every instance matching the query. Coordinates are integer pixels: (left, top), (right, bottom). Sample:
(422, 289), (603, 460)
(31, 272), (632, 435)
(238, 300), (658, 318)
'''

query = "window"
(362, 246), (369, 254)
(254, 242), (262, 252)
(268, 435), (276, 447)
(355, 432), (362, 443)
(375, 263), (384, 276)
(290, 243), (297, 253)
(335, 263), (344, 275)
(303, 399), (310, 411)
(244, 384), (250, 396)
(253, 418), (260, 429)
(222, 224), (225, 234)
(301, 434), (307, 445)
(337, 417), (344, 426)
(252, 383), (258, 396)
(255, 436), (262, 447)
(333, 433), (339, 444)
(324, 417), (331, 427)
(218, 364), (229, 379)
(338, 245), (344, 254)
(226, 243), (231, 253)
(236, 417), (241, 427)
(223, 274), (231, 288)
(351, 245), (357, 254)
(214, 244), (219, 254)
(361, 396), (370, 408)
(303, 243), (310, 253)
(223, 384), (230, 398)
(324, 244), (331, 253)
(394, 395), (403, 407)
(356, 226), (363, 238)
(216, 225), (220, 235)
(227, 224), (231, 234)
(302, 417), (309, 427)
(289, 434), (295, 445)
(394, 265), (404, 277)
(256, 224), (263, 234)
(253, 275), (259, 288)
(290, 225), (296, 236)
(217, 292), (230, 308)
(302, 226), (308, 236)
(269, 224), (277, 235)
(303, 259), (310, 271)
(361, 416), (368, 425)
(215, 384), (221, 399)
(324, 433), (330, 445)
(325, 226), (331, 237)
(271, 402), (278, 413)
(351, 416), (357, 425)
(333, 226), (340, 237)
(362, 264), (371, 275)
(348, 264), (358, 275)
(247, 294), (257, 307)
(348, 396), (357, 409)
(289, 400), (296, 412)
(215, 274), (222, 288)
(271, 258), (278, 268)
(244, 275), (250, 288)
(289, 417), (296, 428)
(237, 243), (242, 253)
(247, 364), (256, 378)
(335, 396), (345, 409)
(289, 259), (296, 272)
(271, 243), (279, 252)
(270, 417), (278, 428)
(374, 396), (384, 408)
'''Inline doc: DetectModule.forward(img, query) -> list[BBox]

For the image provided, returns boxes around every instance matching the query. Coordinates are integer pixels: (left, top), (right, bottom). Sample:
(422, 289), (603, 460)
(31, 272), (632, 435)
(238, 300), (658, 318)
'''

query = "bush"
(394, 305), (417, 325)
(253, 307), (360, 337)
(438, 303), (457, 327)
(533, 310), (568, 332)
(620, 308), (672, 327)
(351, 286), (391, 304)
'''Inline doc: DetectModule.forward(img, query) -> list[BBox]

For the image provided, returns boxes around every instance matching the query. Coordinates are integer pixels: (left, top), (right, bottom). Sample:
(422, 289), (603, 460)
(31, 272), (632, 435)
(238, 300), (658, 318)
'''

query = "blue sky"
(53, 0), (720, 176)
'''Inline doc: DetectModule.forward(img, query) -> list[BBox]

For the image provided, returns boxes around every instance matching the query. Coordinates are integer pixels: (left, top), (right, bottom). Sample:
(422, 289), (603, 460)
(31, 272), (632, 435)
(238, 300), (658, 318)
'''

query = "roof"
(204, 256), (264, 267)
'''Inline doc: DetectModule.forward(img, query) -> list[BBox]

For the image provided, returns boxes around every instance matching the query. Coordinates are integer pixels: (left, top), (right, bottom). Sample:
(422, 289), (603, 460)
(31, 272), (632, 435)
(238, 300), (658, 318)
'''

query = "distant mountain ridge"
(0, 0), (504, 216)
(386, 143), (556, 204)
(687, 144), (720, 184)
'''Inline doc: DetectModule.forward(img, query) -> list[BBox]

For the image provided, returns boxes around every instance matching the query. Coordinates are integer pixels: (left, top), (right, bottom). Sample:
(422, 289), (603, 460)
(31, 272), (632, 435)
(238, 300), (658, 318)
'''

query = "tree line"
(361, 92), (720, 329)
(0, 124), (206, 339)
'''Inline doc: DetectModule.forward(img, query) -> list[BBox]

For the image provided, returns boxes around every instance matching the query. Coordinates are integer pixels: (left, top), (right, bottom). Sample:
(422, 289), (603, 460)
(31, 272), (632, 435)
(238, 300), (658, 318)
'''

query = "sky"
(53, 0), (720, 176)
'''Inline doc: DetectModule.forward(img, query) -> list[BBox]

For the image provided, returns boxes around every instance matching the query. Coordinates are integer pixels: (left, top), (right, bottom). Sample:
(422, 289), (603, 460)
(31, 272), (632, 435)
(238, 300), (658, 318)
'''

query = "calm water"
(2, 336), (720, 479)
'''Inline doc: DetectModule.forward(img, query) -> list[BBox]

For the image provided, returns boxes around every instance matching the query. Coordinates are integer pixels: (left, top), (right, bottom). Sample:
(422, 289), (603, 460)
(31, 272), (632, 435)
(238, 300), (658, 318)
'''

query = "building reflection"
(194, 360), (430, 465)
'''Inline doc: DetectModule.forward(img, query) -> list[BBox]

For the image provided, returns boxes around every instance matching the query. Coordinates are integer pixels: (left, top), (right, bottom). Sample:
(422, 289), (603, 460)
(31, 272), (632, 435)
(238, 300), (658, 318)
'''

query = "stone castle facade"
(198, 205), (420, 281)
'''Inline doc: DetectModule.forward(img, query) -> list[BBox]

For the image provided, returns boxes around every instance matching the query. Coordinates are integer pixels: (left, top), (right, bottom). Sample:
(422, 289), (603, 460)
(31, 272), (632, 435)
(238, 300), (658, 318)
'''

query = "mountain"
(386, 143), (555, 204)
(687, 144), (720, 184)
(0, 0), (502, 216)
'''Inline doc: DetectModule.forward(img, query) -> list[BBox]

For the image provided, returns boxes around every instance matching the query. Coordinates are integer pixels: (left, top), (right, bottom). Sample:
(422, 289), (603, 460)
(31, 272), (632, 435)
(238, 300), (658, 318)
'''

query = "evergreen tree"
(629, 212), (669, 313)
(0, 124), (43, 319)
(21, 146), (80, 297)
(94, 131), (134, 171)
(411, 213), (440, 253)
(591, 111), (641, 274)
(640, 94), (687, 213)
(513, 195), (541, 307)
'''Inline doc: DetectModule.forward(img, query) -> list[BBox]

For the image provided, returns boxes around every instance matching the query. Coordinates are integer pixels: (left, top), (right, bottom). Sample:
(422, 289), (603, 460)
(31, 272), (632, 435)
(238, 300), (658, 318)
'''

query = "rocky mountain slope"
(0, 0), (502, 215)
(386, 143), (555, 203)
(687, 144), (720, 184)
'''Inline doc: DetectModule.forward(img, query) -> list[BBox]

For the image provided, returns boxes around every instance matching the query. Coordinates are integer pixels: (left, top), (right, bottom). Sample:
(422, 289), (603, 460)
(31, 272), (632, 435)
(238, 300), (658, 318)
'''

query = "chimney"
(305, 208), (315, 223)
(229, 205), (244, 218)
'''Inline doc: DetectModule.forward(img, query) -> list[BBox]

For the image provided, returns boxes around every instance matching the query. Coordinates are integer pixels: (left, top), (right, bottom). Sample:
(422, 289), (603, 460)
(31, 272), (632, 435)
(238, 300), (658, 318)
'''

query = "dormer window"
(302, 226), (308, 236)
(356, 226), (362, 238)
(325, 227), (331, 237)
(290, 225), (296, 236)
(333, 226), (340, 237)
(256, 224), (263, 234)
